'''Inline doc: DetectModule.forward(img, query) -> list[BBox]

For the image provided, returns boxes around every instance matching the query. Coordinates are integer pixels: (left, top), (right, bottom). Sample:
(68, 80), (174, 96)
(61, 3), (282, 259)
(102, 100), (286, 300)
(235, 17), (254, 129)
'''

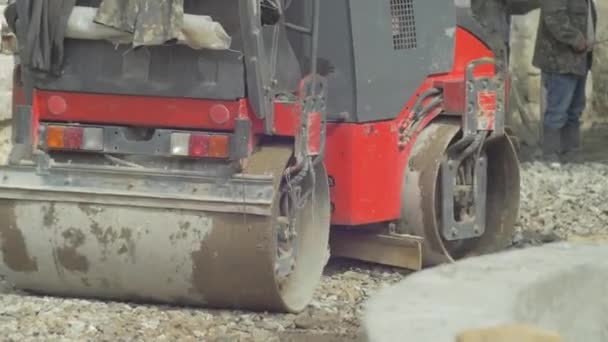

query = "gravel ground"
(0, 262), (405, 342)
(513, 160), (608, 247)
(1, 160), (608, 341)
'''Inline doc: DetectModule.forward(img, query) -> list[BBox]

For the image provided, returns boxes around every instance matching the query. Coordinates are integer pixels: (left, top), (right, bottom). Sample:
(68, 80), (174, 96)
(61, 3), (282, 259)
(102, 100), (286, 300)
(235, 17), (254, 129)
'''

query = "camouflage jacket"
(94, 0), (184, 47)
(532, 0), (597, 76)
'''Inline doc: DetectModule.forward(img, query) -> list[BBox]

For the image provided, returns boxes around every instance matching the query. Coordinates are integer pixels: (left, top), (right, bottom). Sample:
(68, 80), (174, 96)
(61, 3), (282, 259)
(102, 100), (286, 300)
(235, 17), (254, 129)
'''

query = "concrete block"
(0, 90), (11, 121)
(456, 324), (562, 342)
(362, 243), (608, 342)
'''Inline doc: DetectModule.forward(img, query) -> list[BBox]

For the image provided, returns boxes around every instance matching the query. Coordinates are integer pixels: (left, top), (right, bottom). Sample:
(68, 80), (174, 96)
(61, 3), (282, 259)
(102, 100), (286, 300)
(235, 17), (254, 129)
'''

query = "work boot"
(560, 123), (581, 162)
(542, 127), (561, 164)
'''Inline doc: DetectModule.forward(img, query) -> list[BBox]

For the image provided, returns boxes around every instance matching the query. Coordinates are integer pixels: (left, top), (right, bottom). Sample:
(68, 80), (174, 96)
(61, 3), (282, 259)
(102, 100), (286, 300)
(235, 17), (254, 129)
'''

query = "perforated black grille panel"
(390, 0), (417, 50)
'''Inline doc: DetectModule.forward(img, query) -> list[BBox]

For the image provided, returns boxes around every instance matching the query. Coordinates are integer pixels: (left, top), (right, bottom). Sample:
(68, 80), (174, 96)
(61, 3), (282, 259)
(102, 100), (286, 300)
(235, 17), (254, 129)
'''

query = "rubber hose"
(412, 88), (442, 115)
(447, 135), (475, 156)
(455, 132), (485, 163)
(415, 96), (443, 121)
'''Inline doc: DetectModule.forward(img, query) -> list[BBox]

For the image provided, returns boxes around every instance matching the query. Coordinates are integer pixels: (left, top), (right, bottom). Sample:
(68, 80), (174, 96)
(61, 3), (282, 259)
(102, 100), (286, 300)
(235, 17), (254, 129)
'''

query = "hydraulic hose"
(451, 132), (486, 163)
(415, 95), (443, 121)
(447, 135), (475, 156)
(412, 88), (442, 117)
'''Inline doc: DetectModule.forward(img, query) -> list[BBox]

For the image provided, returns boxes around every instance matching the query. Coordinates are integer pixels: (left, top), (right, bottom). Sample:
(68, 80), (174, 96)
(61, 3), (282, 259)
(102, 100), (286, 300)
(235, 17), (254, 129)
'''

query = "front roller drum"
(401, 119), (520, 265)
(0, 145), (331, 313)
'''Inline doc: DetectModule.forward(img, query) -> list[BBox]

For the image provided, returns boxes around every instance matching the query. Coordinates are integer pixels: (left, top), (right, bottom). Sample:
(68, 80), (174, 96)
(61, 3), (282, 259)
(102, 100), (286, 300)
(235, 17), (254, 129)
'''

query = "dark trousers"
(542, 72), (588, 129)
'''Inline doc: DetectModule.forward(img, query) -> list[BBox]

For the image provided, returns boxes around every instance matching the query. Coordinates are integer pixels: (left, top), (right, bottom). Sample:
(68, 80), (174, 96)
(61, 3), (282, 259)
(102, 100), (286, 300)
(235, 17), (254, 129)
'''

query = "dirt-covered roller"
(0, 0), (520, 312)
(0, 144), (331, 312)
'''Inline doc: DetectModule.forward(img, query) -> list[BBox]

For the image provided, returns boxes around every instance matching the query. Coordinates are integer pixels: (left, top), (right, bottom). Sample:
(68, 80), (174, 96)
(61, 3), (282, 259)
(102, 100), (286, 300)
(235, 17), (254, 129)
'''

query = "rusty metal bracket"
(436, 57), (504, 242)
(440, 152), (488, 241)
(294, 74), (328, 163)
(464, 57), (505, 137)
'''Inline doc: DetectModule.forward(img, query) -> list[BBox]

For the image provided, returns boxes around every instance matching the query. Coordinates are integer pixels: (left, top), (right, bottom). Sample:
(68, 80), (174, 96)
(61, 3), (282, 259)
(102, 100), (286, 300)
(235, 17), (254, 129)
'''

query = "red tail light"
(189, 134), (210, 157)
(63, 127), (84, 149)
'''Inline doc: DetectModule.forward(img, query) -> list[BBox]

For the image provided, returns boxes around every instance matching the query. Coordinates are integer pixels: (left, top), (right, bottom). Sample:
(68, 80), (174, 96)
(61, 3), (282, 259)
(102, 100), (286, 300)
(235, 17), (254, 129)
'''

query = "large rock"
(510, 10), (541, 105)
(507, 11), (543, 146)
(0, 3), (14, 123)
(362, 242), (608, 342)
(0, 54), (12, 122)
(592, 0), (608, 118)
(0, 31), (11, 165)
(0, 125), (10, 165)
(0, 45), (12, 164)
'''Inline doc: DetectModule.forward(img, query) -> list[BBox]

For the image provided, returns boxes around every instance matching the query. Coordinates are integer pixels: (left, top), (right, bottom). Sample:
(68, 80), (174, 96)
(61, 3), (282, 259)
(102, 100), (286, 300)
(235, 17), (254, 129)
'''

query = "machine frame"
(0, 0), (520, 313)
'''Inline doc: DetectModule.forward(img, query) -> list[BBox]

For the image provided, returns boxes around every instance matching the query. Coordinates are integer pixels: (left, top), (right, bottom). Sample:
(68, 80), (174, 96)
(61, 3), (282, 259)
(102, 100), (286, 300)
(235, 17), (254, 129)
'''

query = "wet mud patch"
(55, 228), (89, 273)
(0, 200), (38, 272)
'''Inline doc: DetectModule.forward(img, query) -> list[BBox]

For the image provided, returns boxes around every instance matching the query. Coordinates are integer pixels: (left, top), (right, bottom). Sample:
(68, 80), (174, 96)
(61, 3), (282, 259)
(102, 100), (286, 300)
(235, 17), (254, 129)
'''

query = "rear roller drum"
(198, 146), (332, 312)
(0, 144), (331, 313)
(272, 157), (332, 312)
(401, 119), (520, 266)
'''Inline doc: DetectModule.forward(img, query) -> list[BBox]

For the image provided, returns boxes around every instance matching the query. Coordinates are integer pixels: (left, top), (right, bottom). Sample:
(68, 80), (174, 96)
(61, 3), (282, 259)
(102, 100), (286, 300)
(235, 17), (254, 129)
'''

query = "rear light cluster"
(171, 133), (230, 158)
(45, 125), (103, 151)
(42, 124), (231, 159)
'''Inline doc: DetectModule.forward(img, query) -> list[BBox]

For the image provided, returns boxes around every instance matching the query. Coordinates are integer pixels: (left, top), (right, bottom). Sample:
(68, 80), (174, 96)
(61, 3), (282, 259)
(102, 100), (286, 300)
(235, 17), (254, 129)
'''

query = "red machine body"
(1, 0), (522, 314)
(23, 27), (495, 227)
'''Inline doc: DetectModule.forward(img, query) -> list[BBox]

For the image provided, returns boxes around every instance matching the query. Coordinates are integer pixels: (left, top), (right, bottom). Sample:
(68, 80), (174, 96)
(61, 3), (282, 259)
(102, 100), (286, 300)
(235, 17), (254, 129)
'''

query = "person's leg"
(542, 72), (577, 160)
(562, 72), (588, 154)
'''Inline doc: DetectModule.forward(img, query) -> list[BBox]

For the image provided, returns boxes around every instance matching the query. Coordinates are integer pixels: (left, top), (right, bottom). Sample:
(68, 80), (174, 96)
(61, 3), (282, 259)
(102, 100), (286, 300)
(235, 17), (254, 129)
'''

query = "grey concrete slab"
(363, 242), (608, 342)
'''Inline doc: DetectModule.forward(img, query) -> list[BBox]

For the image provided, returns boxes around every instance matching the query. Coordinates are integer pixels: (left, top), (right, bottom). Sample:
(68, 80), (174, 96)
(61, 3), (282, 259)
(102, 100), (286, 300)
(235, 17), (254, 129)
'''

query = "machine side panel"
(326, 28), (494, 226)
(35, 40), (245, 101)
(286, 0), (357, 121)
(317, 0), (357, 122)
(348, 0), (455, 122)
